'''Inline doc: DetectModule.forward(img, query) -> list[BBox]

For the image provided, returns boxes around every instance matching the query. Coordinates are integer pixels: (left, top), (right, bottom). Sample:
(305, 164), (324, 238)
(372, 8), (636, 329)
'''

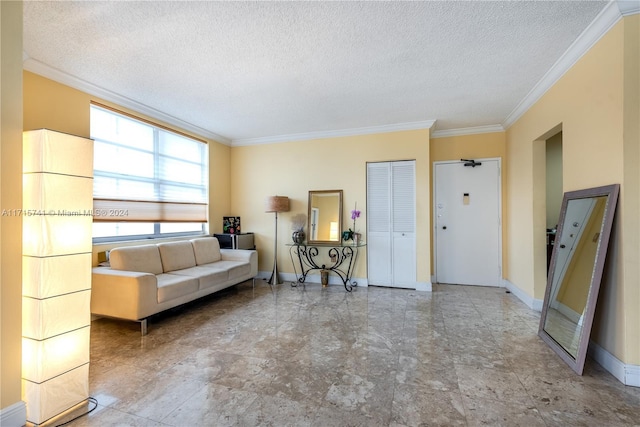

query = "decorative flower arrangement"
(343, 203), (361, 242)
(290, 213), (306, 232)
(351, 203), (361, 234)
(290, 213), (307, 244)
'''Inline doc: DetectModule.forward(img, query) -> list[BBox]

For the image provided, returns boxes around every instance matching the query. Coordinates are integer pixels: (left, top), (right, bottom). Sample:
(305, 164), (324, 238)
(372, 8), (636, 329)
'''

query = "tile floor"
(49, 281), (640, 426)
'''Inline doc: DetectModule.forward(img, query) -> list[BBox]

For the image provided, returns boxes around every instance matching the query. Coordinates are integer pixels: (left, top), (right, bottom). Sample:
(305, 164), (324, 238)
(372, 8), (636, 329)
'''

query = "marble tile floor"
(46, 281), (640, 427)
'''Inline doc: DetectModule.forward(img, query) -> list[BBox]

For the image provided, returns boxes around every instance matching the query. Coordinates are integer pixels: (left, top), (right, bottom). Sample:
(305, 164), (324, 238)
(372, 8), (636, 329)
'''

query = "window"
(90, 103), (208, 242)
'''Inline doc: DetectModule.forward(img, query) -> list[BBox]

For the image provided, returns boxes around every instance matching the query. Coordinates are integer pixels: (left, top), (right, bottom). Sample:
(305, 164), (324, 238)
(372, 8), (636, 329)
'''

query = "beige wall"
(230, 129), (431, 283)
(621, 12), (640, 370)
(430, 132), (507, 275)
(1, 0), (24, 415)
(506, 16), (640, 365)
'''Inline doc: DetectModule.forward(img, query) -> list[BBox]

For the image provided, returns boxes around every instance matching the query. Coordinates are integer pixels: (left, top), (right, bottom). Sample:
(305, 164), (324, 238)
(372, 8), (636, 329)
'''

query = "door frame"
(432, 157), (503, 286)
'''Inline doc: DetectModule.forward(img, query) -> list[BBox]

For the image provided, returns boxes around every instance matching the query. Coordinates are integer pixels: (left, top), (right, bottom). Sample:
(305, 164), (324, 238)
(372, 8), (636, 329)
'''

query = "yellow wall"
(230, 129), (431, 284)
(429, 132), (507, 276)
(507, 16), (640, 365)
(1, 0), (24, 414)
(621, 12), (640, 372)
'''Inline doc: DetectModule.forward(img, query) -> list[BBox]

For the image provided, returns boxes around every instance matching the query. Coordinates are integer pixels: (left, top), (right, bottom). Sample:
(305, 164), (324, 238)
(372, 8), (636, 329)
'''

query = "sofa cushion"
(158, 241), (197, 272)
(191, 237), (222, 265)
(156, 273), (199, 303)
(202, 260), (251, 281)
(110, 245), (164, 275)
(170, 266), (229, 290)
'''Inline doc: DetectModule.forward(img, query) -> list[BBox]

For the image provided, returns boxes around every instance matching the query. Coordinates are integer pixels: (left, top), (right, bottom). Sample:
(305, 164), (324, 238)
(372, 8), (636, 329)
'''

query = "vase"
(292, 230), (305, 244)
(321, 269), (329, 287)
(352, 233), (361, 245)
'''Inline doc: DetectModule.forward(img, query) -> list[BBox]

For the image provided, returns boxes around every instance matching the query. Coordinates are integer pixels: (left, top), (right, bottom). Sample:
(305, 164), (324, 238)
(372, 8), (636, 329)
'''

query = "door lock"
(442, 226), (447, 230)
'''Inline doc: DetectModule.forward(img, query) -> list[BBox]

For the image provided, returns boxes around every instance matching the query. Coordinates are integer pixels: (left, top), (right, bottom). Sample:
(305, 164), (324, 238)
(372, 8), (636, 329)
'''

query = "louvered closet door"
(367, 160), (416, 288)
(367, 163), (392, 285)
(391, 161), (416, 287)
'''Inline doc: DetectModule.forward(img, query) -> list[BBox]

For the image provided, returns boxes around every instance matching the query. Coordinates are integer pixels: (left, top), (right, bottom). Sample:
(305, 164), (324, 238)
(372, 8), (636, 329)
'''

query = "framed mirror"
(308, 190), (343, 244)
(539, 184), (619, 374)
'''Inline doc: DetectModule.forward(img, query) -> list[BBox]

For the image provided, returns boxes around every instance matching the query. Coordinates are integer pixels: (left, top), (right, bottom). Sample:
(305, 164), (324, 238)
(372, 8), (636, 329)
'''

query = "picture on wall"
(223, 216), (241, 234)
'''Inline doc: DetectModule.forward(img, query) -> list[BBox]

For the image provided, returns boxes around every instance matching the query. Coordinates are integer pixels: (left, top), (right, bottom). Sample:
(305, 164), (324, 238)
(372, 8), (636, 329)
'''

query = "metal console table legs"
(288, 243), (365, 292)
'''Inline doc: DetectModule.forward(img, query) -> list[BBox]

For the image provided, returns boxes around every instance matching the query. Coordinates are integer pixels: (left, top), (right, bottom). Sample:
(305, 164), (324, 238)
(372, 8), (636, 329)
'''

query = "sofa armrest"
(220, 249), (258, 277)
(91, 268), (158, 321)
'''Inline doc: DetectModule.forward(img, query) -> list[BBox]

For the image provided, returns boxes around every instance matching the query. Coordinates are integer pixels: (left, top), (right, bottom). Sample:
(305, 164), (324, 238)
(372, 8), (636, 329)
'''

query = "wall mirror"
(539, 184), (619, 374)
(308, 190), (342, 244)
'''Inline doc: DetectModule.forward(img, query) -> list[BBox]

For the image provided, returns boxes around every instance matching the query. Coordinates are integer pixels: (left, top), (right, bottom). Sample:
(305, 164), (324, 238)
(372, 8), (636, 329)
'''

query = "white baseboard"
(503, 279), (544, 312)
(0, 401), (26, 427)
(589, 341), (640, 387)
(552, 301), (582, 324)
(416, 280), (432, 292)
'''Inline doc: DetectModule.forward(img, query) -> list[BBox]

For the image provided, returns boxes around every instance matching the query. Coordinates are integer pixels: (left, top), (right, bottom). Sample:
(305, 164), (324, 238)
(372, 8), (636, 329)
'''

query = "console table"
(287, 242), (365, 292)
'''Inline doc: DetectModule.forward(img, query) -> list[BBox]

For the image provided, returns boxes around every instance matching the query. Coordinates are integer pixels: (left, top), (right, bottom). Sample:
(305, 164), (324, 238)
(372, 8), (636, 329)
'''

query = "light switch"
(463, 193), (470, 205)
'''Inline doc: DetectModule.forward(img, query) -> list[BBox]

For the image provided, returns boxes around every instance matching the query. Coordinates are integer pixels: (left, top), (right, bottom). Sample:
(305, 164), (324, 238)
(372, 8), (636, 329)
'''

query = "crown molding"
(431, 124), (505, 139)
(618, 0), (640, 16)
(502, 1), (624, 130)
(231, 120), (436, 146)
(22, 56), (232, 145)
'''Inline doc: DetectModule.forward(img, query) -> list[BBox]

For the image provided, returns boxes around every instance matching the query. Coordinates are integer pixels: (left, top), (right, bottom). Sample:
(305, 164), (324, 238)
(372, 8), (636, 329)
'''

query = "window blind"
(90, 103), (208, 223)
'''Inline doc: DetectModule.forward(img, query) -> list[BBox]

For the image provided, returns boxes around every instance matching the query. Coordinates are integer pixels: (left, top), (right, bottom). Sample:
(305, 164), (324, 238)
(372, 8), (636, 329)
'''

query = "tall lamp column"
(265, 196), (289, 285)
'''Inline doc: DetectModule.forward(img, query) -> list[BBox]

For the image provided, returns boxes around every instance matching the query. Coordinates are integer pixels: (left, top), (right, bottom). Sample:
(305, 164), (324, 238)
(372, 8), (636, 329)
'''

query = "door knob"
(442, 226), (447, 230)
(560, 244), (566, 248)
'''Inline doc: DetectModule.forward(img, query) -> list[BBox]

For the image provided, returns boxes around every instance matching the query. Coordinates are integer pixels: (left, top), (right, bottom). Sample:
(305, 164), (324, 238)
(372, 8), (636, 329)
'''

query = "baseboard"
(589, 341), (640, 387)
(416, 280), (432, 292)
(503, 279), (544, 312)
(0, 401), (27, 427)
(551, 301), (582, 324)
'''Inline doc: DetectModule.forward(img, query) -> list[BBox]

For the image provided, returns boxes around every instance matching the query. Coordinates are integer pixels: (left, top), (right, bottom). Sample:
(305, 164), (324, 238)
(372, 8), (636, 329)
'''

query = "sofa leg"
(140, 319), (148, 336)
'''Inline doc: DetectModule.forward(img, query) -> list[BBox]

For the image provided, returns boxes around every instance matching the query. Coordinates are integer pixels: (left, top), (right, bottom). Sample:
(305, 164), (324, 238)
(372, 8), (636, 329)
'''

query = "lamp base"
(267, 261), (281, 285)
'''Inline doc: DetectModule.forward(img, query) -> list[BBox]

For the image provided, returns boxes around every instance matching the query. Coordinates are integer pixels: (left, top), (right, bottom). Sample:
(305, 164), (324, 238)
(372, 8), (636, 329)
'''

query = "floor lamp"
(22, 129), (93, 425)
(265, 195), (289, 285)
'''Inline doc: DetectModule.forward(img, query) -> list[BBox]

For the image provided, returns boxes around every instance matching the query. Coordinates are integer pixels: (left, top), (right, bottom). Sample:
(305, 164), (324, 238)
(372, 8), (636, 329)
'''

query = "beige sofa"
(91, 237), (257, 334)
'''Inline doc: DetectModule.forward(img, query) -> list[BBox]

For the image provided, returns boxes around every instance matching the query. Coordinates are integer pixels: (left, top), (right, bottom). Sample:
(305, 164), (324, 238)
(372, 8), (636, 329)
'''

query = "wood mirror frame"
(308, 190), (343, 244)
(538, 184), (619, 374)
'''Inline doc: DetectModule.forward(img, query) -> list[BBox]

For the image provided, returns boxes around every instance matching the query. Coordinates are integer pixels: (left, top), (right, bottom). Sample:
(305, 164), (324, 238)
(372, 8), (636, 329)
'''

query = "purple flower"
(351, 209), (361, 220)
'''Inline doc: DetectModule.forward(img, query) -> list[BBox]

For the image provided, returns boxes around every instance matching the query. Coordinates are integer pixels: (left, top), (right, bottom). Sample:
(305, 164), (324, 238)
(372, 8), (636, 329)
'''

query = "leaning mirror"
(539, 184), (619, 374)
(308, 190), (343, 244)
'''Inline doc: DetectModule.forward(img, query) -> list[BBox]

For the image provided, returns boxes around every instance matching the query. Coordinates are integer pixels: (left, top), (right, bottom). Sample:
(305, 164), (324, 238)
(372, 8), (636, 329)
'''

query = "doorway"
(546, 132), (563, 271)
(433, 158), (502, 286)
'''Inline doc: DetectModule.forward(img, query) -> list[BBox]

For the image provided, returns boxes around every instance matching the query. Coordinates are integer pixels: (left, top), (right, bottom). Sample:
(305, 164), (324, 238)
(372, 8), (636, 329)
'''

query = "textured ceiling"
(23, 1), (612, 144)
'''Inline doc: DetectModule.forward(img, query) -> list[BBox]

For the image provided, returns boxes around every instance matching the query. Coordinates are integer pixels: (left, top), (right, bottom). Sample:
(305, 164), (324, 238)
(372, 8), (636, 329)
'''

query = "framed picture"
(223, 216), (241, 234)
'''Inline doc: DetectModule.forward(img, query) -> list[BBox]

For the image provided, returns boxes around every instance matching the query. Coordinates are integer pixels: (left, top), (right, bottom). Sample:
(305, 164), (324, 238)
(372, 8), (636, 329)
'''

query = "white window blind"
(90, 103), (208, 224)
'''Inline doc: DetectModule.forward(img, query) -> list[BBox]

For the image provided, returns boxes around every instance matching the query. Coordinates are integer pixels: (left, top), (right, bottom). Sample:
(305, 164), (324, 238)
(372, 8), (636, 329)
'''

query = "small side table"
(287, 242), (365, 292)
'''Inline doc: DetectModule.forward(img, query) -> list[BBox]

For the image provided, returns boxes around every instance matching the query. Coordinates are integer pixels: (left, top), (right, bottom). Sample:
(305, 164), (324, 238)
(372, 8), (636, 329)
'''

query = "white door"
(434, 159), (501, 286)
(367, 161), (416, 288)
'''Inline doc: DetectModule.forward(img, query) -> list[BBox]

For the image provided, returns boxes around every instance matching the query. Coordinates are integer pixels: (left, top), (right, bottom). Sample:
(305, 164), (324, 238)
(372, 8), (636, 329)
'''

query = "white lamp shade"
(22, 173), (93, 257)
(22, 291), (90, 340)
(23, 214), (93, 257)
(23, 253), (92, 299)
(23, 173), (93, 213)
(22, 326), (90, 383)
(22, 364), (89, 424)
(23, 129), (93, 177)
